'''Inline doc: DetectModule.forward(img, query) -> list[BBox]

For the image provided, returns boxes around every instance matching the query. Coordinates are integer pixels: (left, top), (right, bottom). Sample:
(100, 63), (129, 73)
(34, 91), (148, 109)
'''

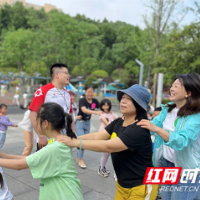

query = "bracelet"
(80, 139), (83, 150)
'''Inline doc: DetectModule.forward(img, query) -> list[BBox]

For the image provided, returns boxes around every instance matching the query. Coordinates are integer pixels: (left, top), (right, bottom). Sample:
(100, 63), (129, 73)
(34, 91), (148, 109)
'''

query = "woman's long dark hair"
(167, 73), (200, 116)
(0, 173), (4, 188)
(37, 103), (76, 139)
(132, 99), (148, 121)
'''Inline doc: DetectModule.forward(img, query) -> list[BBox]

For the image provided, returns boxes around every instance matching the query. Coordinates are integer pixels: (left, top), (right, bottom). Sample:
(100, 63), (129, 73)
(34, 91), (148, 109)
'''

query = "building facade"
(0, 0), (62, 12)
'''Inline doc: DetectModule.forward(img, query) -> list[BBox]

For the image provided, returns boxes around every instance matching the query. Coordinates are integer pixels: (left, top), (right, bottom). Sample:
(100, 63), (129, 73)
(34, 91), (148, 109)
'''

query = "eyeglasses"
(57, 71), (69, 75)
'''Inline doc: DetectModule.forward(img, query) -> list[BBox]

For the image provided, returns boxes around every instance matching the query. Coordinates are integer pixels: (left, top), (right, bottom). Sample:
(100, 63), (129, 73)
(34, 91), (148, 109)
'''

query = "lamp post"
(156, 73), (164, 107)
(135, 59), (144, 86)
(20, 72), (26, 96)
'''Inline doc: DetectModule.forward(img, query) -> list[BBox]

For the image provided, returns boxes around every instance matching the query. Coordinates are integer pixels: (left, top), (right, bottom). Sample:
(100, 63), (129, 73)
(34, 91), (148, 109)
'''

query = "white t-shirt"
(0, 167), (13, 200)
(162, 107), (179, 163)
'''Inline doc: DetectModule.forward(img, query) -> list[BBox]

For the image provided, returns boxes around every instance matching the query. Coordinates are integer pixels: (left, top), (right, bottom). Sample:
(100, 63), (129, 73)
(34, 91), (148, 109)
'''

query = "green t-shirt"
(26, 138), (83, 200)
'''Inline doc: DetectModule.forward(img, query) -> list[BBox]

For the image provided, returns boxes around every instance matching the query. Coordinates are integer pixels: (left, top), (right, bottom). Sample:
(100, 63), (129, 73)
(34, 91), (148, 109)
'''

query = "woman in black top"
(58, 84), (158, 200)
(76, 86), (102, 168)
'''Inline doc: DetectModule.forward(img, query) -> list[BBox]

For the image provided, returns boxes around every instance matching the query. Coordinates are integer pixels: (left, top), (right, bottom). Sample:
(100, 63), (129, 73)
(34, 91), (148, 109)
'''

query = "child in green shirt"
(0, 102), (84, 200)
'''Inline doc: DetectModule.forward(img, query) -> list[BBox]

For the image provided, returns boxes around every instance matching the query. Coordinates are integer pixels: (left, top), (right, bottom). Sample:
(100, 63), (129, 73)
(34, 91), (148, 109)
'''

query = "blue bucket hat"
(117, 84), (151, 111)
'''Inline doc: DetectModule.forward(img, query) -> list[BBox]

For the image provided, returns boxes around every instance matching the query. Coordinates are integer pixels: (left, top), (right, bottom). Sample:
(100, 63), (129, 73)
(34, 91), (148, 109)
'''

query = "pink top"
(99, 112), (118, 131)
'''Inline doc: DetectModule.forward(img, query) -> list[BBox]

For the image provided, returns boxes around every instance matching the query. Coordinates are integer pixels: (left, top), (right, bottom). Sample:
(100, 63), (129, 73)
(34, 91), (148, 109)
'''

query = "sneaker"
(103, 166), (110, 174)
(98, 166), (108, 177)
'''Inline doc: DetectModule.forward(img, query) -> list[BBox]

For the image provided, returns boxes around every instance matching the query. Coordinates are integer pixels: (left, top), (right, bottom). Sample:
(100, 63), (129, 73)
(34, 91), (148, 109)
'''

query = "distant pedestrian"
(13, 93), (20, 107)
(76, 86), (102, 169)
(0, 104), (18, 150)
(23, 92), (28, 108)
(1, 84), (5, 97)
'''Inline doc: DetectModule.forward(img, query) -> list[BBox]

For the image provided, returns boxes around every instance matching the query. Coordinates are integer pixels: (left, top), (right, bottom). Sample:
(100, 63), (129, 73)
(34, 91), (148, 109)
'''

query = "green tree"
(125, 61), (140, 78)
(111, 68), (130, 86)
(92, 70), (108, 78)
(81, 58), (99, 75)
(85, 75), (97, 86)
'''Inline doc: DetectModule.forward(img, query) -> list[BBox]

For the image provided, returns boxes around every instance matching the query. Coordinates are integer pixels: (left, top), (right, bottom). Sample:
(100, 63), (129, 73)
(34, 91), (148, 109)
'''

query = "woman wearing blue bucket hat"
(57, 84), (158, 200)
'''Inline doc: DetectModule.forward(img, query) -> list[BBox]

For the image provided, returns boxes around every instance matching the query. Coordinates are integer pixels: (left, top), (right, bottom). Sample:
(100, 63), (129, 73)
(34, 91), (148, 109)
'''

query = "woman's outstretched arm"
(0, 158), (28, 170)
(0, 151), (28, 170)
(77, 129), (111, 140)
(0, 151), (25, 159)
(57, 136), (127, 153)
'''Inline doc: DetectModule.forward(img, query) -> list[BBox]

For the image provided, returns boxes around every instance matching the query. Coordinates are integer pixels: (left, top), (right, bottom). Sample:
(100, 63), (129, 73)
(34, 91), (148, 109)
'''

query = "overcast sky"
(27, 0), (196, 28)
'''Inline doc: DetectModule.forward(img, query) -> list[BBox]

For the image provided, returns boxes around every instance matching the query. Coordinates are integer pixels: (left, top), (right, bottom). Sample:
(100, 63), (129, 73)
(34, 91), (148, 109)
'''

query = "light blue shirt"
(151, 104), (200, 170)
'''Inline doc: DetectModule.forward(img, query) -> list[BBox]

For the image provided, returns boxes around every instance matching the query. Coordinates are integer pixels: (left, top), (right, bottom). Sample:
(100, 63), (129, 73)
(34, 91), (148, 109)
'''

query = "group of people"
(0, 63), (200, 200)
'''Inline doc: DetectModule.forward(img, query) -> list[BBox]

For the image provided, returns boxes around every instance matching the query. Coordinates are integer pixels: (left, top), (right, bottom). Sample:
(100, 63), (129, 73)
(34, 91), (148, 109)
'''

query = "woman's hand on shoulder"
(137, 119), (159, 132)
(96, 111), (103, 116)
(56, 135), (78, 148)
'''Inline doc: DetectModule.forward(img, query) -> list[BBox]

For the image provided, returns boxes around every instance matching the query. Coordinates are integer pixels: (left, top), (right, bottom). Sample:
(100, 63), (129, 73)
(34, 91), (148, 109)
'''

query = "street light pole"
(135, 59), (144, 86)
(156, 73), (164, 107)
(8, 72), (13, 92)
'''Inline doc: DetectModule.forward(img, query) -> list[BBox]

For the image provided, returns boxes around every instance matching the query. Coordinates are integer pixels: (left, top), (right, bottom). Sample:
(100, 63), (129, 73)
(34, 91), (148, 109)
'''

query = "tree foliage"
(0, 1), (199, 88)
(92, 70), (108, 78)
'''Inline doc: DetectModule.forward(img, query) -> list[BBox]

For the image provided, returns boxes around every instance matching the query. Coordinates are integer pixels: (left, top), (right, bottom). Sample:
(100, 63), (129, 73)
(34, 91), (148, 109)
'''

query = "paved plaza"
(2, 106), (121, 200)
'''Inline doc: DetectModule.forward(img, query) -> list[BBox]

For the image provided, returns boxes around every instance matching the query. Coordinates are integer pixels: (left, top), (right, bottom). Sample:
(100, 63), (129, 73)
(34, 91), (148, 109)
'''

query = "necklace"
(123, 119), (138, 127)
(55, 87), (69, 112)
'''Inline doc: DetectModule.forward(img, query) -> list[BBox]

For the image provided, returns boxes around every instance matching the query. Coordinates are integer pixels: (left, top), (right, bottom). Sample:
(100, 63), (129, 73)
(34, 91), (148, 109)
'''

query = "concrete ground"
(1, 106), (122, 200)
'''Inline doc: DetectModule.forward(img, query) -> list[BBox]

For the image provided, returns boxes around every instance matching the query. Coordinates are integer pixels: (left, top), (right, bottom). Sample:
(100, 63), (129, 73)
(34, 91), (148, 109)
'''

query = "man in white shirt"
(29, 63), (75, 150)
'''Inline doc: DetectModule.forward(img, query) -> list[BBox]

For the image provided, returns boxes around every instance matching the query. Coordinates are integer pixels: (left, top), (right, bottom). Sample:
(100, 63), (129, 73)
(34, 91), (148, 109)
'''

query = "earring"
(185, 95), (188, 98)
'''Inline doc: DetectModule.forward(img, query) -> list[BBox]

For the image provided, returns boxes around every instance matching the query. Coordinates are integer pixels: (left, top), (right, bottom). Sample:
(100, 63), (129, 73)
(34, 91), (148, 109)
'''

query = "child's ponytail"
(0, 173), (4, 188)
(65, 113), (77, 139)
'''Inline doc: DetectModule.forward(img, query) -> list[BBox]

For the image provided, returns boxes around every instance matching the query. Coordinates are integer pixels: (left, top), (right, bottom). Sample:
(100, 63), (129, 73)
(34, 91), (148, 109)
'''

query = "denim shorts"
(0, 131), (6, 150)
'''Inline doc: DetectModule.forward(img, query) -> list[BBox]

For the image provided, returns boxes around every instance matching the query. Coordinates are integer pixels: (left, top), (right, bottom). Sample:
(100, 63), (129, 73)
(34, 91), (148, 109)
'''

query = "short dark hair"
(100, 99), (112, 112)
(0, 104), (7, 109)
(50, 63), (68, 78)
(167, 73), (200, 116)
(37, 103), (76, 139)
(155, 107), (162, 111)
(85, 85), (94, 92)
